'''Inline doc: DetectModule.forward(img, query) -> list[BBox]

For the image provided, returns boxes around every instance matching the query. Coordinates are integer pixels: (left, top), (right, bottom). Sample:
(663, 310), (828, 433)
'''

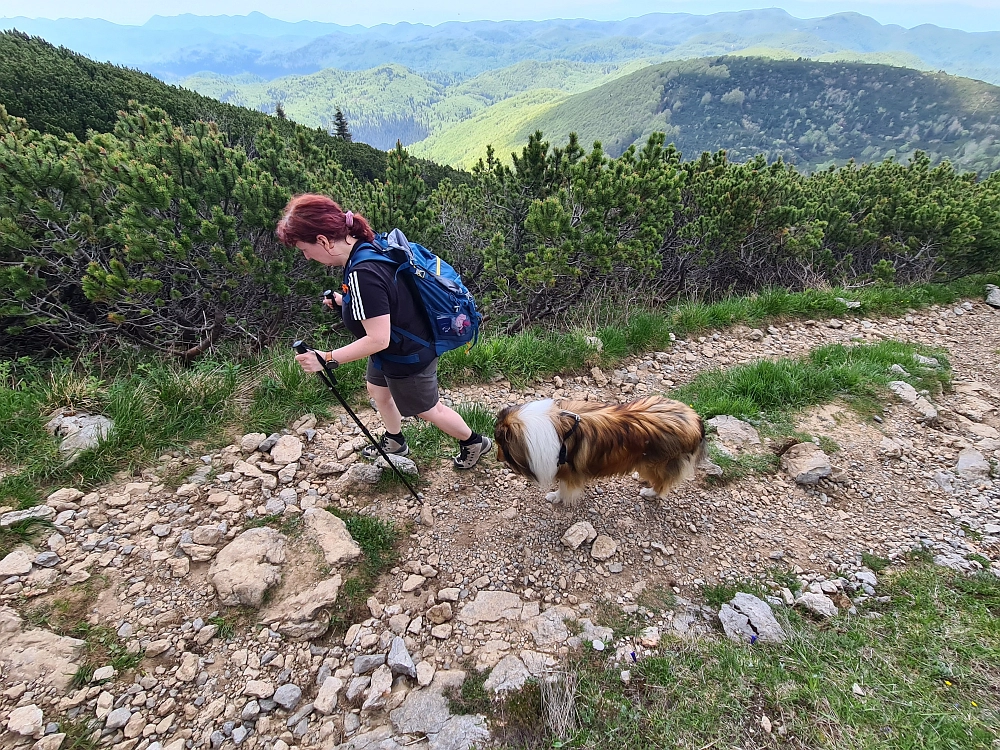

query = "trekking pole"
(292, 340), (422, 501)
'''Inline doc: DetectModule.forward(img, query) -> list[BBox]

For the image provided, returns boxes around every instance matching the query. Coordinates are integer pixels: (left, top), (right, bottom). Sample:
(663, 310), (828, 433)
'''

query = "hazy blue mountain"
(2, 9), (999, 85)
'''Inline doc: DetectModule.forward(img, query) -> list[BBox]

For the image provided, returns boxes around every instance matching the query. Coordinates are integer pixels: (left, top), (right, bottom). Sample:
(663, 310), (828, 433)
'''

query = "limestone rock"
(303, 508), (362, 567)
(426, 603), (453, 625)
(0, 606), (85, 691)
(44, 411), (113, 462)
(796, 592), (838, 619)
(362, 664), (393, 712)
(560, 521), (597, 550)
(719, 593), (786, 644)
(389, 689), (451, 735)
(0, 550), (33, 577)
(263, 576), (342, 640)
(388, 636), (417, 678)
(314, 677), (344, 715)
(1, 505), (55, 527)
(375, 453), (419, 476)
(270, 435), (303, 465)
(707, 415), (761, 451)
(457, 591), (523, 625)
(483, 655), (530, 694)
(207, 527), (285, 608)
(176, 652), (199, 682)
(524, 606), (574, 647)
(780, 442), (832, 485)
(429, 714), (490, 750)
(986, 284), (1000, 308)
(7, 705), (43, 737)
(45, 487), (83, 507)
(956, 448), (990, 478)
(590, 535), (618, 561)
(240, 433), (267, 452)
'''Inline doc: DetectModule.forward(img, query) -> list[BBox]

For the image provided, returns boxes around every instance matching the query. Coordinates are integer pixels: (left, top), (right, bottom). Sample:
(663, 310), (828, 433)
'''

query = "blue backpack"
(343, 228), (482, 366)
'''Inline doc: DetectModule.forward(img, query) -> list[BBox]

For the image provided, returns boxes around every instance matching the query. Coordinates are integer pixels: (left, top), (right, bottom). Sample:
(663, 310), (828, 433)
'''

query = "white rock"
(263, 576), (342, 640)
(240, 432), (267, 452)
(175, 652), (199, 682)
(207, 527), (285, 607)
(780, 442), (832, 485)
(0, 550), (33, 577)
(303, 508), (362, 566)
(706, 415), (761, 451)
(313, 676), (344, 715)
(560, 521), (598, 550)
(590, 535), (618, 561)
(457, 591), (523, 625)
(270, 435), (303, 465)
(483, 655), (530, 693)
(7, 705), (43, 737)
(796, 592), (838, 619)
(361, 664), (393, 711)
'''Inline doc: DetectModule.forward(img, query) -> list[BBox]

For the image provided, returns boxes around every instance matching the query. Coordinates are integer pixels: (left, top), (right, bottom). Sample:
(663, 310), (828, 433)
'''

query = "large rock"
(207, 528), (285, 607)
(45, 487), (83, 507)
(457, 591), (523, 625)
(706, 415), (761, 451)
(240, 432), (267, 452)
(483, 655), (530, 694)
(314, 676), (344, 715)
(263, 576), (342, 640)
(780, 442), (832, 485)
(796, 592), (838, 619)
(303, 508), (362, 567)
(7, 705), (43, 737)
(986, 284), (1000, 308)
(719, 593), (786, 644)
(361, 664), (393, 712)
(389, 689), (451, 735)
(387, 636), (417, 678)
(560, 521), (597, 550)
(590, 535), (618, 561)
(44, 411), (113, 462)
(524, 606), (574, 648)
(375, 453), (419, 476)
(888, 381), (937, 422)
(0, 606), (85, 691)
(270, 435), (303, 465)
(1, 505), (55, 527)
(956, 448), (990, 478)
(0, 550), (33, 577)
(429, 715), (490, 750)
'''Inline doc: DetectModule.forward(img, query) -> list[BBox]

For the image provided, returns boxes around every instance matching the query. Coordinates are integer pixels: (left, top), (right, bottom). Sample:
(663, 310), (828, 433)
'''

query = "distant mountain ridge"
(3, 9), (1000, 86)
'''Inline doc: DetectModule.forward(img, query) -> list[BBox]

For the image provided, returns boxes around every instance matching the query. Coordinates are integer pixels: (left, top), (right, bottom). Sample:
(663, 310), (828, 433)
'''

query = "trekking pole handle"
(292, 340), (337, 386)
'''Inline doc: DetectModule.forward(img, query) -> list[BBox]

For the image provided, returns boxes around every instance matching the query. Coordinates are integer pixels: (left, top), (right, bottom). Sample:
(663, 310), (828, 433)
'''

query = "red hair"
(276, 194), (375, 246)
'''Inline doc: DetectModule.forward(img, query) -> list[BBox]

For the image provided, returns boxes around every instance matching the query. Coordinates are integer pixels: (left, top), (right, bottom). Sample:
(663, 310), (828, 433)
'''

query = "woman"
(276, 194), (492, 469)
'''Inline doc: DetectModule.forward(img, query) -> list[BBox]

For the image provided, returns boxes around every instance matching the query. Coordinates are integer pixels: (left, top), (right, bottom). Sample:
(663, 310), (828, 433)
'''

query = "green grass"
(861, 552), (891, 574)
(66, 623), (143, 689)
(321, 508), (402, 638)
(0, 517), (54, 558)
(498, 563), (1000, 749)
(672, 341), (951, 422)
(58, 716), (100, 750)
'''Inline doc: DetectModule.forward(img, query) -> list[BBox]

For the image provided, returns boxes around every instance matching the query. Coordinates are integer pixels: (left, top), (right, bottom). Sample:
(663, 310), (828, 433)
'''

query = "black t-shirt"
(341, 247), (435, 375)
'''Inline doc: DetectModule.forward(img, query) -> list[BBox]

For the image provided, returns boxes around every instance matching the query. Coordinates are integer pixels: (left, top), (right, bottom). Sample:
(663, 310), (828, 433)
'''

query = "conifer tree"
(333, 108), (352, 142)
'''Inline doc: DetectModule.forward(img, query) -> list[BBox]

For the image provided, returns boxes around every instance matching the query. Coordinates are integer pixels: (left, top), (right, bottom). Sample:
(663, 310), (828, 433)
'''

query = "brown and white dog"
(494, 395), (705, 506)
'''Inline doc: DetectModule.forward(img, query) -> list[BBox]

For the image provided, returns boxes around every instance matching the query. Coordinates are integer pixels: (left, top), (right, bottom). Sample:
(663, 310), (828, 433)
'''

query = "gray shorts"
(366, 358), (440, 417)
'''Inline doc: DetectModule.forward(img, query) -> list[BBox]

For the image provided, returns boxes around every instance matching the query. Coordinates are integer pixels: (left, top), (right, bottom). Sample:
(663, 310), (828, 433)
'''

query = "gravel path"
(0, 297), (996, 750)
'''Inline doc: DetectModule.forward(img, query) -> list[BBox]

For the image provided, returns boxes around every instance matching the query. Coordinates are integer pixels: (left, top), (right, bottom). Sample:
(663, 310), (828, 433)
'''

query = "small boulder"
(7, 705), (43, 737)
(986, 284), (1000, 308)
(561, 521), (598, 550)
(270, 435), (303, 465)
(207, 528), (285, 608)
(387, 636), (417, 678)
(780, 442), (832, 485)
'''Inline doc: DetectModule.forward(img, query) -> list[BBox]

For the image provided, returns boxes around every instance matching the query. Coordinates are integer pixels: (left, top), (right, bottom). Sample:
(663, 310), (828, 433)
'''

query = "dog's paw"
(545, 490), (562, 504)
(639, 487), (661, 499)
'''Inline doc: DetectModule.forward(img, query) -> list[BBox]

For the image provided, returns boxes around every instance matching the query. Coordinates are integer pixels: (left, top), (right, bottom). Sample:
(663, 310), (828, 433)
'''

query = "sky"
(2, 0), (999, 32)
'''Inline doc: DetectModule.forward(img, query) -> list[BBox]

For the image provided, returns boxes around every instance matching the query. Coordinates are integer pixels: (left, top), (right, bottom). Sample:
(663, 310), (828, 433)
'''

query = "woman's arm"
(295, 315), (390, 372)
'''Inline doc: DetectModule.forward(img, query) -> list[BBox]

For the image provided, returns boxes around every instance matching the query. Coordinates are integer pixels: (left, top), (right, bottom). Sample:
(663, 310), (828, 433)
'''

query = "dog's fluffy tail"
(683, 418), (709, 482)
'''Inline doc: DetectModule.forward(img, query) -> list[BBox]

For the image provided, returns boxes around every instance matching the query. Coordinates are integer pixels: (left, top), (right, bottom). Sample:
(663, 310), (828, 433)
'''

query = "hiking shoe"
(362, 433), (409, 460)
(453, 435), (493, 470)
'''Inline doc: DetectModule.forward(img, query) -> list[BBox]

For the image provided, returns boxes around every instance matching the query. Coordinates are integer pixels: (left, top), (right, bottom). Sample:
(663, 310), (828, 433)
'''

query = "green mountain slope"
(414, 56), (1000, 175)
(181, 58), (653, 150)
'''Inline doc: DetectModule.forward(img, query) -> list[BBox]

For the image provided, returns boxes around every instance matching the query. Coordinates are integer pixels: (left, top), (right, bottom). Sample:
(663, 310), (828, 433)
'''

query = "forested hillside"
(0, 31), (456, 186)
(412, 56), (1000, 174)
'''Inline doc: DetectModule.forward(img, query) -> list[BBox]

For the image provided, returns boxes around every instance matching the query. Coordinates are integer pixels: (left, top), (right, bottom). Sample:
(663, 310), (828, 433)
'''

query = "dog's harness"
(557, 411), (582, 466)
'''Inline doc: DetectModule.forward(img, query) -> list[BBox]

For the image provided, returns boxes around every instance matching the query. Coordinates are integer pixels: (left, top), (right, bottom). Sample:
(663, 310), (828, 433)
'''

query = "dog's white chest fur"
(517, 399), (562, 488)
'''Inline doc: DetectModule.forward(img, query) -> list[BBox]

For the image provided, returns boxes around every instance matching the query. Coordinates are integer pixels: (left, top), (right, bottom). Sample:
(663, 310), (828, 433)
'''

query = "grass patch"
(58, 716), (100, 750)
(555, 562), (1000, 749)
(704, 444), (780, 484)
(67, 623), (144, 689)
(322, 508), (402, 638)
(0, 517), (54, 557)
(672, 341), (951, 422)
(861, 552), (891, 574)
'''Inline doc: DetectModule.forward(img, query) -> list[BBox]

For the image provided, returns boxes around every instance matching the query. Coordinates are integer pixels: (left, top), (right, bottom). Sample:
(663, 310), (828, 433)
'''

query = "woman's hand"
(295, 350), (328, 373)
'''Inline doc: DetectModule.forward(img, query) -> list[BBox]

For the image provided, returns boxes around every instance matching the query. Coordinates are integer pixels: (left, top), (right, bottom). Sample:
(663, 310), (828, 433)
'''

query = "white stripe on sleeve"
(350, 271), (367, 320)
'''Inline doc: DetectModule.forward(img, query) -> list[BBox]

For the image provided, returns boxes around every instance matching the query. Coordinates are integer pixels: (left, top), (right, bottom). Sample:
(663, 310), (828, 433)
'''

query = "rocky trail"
(1, 297), (999, 750)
